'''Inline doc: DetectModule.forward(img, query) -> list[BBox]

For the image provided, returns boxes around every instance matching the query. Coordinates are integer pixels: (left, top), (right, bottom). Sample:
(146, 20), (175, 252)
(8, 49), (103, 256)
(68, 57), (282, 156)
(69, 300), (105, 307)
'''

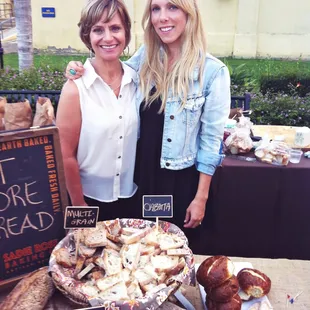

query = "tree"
(14, 0), (33, 70)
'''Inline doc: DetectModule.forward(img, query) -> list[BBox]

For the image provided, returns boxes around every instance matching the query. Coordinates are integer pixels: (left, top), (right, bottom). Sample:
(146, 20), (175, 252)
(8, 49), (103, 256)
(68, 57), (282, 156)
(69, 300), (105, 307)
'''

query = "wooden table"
(1, 255), (310, 309)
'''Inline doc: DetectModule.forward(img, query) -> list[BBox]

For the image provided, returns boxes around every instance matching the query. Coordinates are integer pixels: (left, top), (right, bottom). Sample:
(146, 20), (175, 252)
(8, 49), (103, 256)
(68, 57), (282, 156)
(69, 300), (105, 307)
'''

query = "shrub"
(260, 73), (310, 97)
(223, 60), (258, 92)
(250, 91), (310, 127)
(0, 65), (66, 90)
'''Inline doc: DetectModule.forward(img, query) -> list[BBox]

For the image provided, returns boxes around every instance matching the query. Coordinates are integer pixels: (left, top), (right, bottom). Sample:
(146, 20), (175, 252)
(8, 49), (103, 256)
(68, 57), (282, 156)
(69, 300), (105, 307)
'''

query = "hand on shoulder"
(65, 61), (85, 80)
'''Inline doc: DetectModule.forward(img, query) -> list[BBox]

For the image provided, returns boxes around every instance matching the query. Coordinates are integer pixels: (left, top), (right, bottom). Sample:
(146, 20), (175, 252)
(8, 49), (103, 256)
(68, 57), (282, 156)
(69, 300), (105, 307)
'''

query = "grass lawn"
(3, 53), (310, 81)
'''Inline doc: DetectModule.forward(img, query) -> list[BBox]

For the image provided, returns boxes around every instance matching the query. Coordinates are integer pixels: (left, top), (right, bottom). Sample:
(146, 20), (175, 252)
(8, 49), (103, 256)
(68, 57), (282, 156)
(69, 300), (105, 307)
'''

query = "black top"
(134, 93), (205, 253)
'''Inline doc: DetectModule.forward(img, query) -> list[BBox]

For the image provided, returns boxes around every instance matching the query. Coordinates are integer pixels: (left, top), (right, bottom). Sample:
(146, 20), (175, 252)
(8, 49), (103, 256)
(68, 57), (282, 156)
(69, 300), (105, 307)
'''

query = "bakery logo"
(64, 206), (99, 229)
(0, 136), (50, 152)
(142, 195), (173, 218)
(2, 239), (58, 272)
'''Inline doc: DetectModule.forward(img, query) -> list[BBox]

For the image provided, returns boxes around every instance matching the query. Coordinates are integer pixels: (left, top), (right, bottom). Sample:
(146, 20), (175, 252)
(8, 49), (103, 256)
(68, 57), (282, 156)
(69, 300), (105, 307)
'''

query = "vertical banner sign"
(0, 127), (67, 286)
(142, 195), (173, 218)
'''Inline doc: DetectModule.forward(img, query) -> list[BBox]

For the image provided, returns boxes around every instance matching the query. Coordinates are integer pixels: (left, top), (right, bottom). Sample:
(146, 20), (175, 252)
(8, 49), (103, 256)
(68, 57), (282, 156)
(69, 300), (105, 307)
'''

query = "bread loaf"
(0, 267), (55, 310)
(206, 293), (242, 310)
(205, 275), (239, 303)
(237, 268), (271, 298)
(196, 256), (234, 288)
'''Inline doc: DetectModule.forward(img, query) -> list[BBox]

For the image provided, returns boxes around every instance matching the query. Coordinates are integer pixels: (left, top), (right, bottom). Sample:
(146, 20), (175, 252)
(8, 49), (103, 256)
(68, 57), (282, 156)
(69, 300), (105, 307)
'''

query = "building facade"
(15, 0), (310, 59)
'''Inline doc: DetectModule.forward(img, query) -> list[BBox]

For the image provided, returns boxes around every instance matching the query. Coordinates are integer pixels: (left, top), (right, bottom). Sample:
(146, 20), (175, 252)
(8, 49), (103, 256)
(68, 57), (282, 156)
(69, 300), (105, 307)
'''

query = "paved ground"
(3, 40), (17, 53)
(2, 27), (17, 54)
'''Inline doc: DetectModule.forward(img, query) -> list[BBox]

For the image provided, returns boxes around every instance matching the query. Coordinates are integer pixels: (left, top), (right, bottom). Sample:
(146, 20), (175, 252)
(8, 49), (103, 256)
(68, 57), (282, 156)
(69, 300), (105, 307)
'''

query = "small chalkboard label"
(142, 195), (173, 218)
(64, 206), (99, 229)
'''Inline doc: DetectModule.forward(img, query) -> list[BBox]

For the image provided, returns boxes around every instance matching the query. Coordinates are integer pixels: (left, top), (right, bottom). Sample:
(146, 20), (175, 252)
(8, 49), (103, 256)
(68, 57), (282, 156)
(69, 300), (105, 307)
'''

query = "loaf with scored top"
(0, 267), (55, 310)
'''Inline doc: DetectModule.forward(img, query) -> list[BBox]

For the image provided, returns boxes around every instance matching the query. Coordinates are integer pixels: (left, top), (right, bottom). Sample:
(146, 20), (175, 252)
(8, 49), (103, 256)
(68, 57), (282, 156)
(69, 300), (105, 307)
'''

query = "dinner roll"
(205, 275), (239, 303)
(196, 256), (234, 288)
(237, 268), (271, 298)
(206, 293), (242, 310)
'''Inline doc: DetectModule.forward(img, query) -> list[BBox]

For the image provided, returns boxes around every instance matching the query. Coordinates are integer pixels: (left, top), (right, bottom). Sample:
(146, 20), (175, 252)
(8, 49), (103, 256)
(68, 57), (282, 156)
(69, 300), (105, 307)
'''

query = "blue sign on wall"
(42, 7), (56, 18)
(142, 195), (173, 218)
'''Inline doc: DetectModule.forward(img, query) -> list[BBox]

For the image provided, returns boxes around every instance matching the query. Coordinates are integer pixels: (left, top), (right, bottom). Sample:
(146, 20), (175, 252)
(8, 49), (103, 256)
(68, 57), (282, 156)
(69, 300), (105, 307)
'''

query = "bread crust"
(237, 268), (271, 298)
(0, 267), (55, 310)
(206, 293), (242, 310)
(205, 275), (239, 303)
(196, 256), (234, 288)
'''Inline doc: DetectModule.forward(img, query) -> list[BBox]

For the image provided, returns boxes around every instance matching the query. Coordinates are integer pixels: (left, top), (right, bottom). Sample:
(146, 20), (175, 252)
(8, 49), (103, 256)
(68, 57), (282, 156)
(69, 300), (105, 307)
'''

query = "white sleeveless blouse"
(74, 59), (138, 202)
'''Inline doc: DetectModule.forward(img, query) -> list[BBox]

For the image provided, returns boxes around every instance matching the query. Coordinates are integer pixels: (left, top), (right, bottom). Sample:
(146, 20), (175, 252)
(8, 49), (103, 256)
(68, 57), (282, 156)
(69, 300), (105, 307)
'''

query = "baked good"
(50, 218), (192, 305)
(237, 268), (271, 298)
(196, 256), (235, 288)
(0, 267), (55, 310)
(206, 293), (242, 310)
(205, 275), (239, 303)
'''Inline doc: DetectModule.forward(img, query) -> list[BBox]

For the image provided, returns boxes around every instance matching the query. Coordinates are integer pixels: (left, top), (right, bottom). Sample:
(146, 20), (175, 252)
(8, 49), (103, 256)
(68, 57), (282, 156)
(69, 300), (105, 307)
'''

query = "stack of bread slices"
(52, 219), (191, 302)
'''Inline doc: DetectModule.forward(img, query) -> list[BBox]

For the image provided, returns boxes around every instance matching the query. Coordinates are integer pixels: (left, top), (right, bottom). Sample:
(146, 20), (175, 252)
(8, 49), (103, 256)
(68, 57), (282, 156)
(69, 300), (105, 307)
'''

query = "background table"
(192, 155), (310, 260)
(253, 125), (310, 149)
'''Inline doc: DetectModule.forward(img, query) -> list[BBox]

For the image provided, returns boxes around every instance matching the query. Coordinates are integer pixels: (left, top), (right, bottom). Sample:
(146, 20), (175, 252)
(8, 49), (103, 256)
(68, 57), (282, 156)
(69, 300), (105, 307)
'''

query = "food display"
(197, 256), (241, 309)
(237, 268), (271, 300)
(0, 267), (54, 310)
(49, 218), (195, 309)
(196, 256), (272, 310)
(254, 141), (290, 166)
(224, 129), (253, 155)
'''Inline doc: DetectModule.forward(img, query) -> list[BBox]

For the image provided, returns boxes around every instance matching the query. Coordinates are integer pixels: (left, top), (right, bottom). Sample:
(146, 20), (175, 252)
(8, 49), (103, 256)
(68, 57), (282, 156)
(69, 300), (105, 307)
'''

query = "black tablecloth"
(195, 155), (310, 260)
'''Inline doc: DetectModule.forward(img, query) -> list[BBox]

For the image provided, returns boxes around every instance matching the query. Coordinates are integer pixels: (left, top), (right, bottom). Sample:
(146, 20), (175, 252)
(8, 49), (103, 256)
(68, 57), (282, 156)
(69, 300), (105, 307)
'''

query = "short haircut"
(78, 0), (131, 52)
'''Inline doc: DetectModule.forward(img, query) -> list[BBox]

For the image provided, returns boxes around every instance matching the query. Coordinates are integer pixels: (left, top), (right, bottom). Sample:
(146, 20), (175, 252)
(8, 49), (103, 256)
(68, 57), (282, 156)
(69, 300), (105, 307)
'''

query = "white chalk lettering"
(0, 158), (15, 185)
(144, 203), (171, 212)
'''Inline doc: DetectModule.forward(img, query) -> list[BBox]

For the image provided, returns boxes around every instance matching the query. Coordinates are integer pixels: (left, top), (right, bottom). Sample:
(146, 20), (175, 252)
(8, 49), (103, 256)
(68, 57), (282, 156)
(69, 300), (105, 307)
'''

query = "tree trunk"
(14, 0), (33, 71)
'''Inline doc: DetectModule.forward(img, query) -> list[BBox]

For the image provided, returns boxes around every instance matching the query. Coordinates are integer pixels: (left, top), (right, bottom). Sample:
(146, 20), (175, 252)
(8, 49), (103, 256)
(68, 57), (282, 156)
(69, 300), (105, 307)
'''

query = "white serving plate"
(195, 262), (273, 310)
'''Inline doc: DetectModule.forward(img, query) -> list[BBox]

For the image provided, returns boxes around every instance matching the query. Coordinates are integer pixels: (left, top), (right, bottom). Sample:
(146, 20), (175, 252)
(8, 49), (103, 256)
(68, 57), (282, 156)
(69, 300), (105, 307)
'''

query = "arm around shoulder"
(125, 45), (146, 72)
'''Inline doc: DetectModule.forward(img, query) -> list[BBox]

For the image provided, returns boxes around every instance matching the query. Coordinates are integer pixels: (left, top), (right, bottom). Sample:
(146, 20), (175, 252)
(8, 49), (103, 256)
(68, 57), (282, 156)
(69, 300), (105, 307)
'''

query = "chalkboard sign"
(0, 126), (67, 287)
(142, 195), (173, 218)
(64, 206), (99, 229)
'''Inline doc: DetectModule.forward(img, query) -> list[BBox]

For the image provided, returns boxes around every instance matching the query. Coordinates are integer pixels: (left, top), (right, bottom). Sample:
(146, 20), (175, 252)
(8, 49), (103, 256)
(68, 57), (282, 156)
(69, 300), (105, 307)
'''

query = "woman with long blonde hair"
(66, 0), (230, 252)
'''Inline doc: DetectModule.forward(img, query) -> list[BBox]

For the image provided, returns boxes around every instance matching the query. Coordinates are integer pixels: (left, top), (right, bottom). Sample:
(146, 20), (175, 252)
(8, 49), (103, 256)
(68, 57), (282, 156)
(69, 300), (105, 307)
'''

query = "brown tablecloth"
(192, 154), (310, 260)
(2, 255), (309, 309)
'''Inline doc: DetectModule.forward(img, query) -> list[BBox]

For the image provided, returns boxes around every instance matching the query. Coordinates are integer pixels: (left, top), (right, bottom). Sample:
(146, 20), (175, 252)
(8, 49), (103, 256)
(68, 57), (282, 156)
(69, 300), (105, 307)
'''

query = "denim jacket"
(125, 45), (230, 176)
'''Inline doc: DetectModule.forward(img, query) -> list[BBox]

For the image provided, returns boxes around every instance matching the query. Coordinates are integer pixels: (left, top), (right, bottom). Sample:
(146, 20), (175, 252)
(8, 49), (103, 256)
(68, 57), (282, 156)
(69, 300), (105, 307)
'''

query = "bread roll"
(206, 293), (242, 310)
(0, 267), (55, 310)
(237, 268), (271, 298)
(205, 275), (239, 303)
(196, 256), (234, 288)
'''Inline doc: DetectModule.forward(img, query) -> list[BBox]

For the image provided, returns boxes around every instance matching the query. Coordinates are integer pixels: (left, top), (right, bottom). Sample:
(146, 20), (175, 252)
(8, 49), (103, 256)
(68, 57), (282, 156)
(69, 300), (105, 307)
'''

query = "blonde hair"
(140, 0), (207, 112)
(79, 0), (131, 52)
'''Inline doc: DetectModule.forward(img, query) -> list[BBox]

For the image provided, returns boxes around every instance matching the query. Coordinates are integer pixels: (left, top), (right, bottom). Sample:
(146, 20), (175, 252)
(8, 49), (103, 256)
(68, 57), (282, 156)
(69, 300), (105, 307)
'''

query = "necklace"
(110, 82), (122, 92)
(105, 69), (123, 87)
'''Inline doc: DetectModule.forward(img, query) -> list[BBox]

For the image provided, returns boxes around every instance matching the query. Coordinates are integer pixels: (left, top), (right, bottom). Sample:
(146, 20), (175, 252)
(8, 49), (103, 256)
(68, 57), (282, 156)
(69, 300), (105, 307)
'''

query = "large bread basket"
(49, 218), (195, 310)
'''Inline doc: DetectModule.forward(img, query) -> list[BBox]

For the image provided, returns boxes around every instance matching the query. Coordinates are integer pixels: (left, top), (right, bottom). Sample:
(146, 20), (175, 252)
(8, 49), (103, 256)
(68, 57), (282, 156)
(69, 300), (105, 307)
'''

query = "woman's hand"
(65, 61), (85, 80)
(183, 197), (206, 228)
